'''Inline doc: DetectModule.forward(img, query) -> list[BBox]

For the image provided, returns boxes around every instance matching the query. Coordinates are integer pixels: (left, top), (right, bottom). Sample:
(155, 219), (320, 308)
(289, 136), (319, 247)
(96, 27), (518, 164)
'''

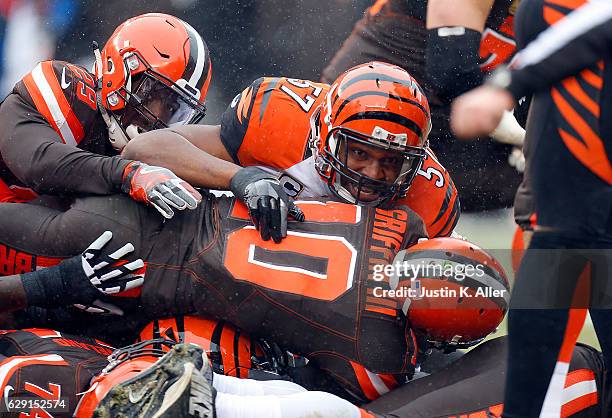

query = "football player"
(0, 297), (604, 416)
(0, 192), (423, 402)
(452, 0), (612, 416)
(0, 13), (210, 219)
(122, 61), (460, 242)
(320, 0), (525, 211)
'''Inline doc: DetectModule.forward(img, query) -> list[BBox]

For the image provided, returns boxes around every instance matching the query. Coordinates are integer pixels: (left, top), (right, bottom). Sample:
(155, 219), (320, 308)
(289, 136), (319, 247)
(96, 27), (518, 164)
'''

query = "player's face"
(339, 140), (404, 202)
(121, 75), (192, 134)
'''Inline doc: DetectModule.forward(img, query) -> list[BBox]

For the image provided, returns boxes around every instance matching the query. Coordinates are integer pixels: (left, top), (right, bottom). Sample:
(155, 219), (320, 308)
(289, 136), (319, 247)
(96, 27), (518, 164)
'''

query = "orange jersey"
(220, 76), (460, 237)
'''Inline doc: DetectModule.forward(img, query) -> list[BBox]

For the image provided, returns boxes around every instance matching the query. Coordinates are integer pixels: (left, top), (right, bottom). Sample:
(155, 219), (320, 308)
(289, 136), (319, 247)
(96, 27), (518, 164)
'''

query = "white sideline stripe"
(517, 1), (612, 70)
(31, 64), (76, 146)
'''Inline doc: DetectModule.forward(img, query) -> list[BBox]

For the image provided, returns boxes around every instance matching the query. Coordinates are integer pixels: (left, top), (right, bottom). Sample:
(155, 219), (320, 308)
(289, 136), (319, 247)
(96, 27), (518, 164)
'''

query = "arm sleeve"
(0, 94), (129, 196)
(508, 1), (612, 100)
(426, 27), (485, 103)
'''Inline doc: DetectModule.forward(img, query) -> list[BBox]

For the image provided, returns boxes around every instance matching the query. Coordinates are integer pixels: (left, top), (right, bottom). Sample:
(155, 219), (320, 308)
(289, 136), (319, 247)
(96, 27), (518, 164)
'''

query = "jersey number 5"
(224, 201), (359, 301)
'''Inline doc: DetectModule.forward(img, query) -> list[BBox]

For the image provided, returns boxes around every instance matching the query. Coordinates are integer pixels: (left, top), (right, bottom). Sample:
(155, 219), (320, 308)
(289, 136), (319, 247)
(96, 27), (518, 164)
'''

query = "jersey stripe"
(562, 77), (600, 117)
(24, 63), (84, 145)
(581, 69), (603, 89)
(33, 63), (77, 145)
(22, 69), (58, 136)
(552, 87), (612, 184)
(561, 369), (598, 416)
(220, 325), (237, 376)
(516, 1), (610, 70)
(0, 354), (67, 396)
(544, 4), (567, 24)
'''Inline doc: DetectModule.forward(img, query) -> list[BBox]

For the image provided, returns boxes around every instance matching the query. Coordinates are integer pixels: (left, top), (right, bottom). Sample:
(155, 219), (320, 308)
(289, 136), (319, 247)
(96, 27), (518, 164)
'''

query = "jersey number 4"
(224, 201), (359, 301)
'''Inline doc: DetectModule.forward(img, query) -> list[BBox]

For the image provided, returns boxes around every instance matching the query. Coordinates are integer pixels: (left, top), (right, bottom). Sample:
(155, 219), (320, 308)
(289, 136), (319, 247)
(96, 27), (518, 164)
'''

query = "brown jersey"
(0, 60), (128, 202)
(220, 76), (460, 238)
(0, 191), (426, 402)
(136, 195), (428, 401)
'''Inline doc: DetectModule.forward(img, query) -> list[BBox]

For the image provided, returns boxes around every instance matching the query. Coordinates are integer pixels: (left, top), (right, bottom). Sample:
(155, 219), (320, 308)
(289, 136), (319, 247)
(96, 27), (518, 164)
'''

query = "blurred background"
(0, 0), (598, 347)
(0, 0), (370, 120)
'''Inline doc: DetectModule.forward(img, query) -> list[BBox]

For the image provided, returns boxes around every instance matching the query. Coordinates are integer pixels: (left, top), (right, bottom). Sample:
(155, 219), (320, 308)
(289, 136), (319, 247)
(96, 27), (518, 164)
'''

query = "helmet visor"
(122, 72), (206, 132)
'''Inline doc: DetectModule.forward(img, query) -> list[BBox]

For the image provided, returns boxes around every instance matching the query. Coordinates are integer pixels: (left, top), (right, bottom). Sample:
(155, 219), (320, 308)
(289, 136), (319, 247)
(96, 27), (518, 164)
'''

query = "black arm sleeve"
(508, 2), (612, 100)
(0, 94), (129, 196)
(426, 27), (485, 103)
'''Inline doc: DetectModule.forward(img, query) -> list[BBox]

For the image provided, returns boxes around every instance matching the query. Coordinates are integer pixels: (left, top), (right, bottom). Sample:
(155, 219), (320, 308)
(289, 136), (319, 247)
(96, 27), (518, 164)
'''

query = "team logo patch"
(60, 67), (71, 90)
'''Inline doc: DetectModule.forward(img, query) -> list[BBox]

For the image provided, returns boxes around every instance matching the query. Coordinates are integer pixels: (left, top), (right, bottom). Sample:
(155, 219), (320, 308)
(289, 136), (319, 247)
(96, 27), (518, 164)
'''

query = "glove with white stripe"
(21, 231), (144, 314)
(122, 161), (202, 219)
(79, 230), (145, 294)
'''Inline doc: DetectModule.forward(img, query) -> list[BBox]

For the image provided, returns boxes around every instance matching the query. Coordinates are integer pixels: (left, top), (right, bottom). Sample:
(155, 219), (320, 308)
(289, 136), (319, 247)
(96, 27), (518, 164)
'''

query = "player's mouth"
(347, 183), (380, 202)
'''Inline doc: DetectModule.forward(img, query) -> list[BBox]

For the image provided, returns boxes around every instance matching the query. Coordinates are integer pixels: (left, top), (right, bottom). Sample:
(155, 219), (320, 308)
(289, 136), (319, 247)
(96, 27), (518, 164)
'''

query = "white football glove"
(508, 147), (526, 173)
(490, 110), (525, 147)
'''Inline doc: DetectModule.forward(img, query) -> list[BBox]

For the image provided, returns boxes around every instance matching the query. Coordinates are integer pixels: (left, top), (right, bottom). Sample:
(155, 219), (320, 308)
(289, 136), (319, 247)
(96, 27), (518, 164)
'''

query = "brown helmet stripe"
(181, 20), (210, 92)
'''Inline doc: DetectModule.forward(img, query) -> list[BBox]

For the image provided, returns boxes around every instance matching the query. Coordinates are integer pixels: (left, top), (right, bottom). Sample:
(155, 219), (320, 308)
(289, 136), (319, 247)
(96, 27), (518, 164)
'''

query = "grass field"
(456, 209), (600, 350)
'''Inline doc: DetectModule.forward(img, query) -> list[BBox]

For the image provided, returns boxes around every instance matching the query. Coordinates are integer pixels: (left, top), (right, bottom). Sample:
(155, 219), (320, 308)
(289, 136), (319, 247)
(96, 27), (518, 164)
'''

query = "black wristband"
(21, 256), (96, 309)
(426, 27), (484, 103)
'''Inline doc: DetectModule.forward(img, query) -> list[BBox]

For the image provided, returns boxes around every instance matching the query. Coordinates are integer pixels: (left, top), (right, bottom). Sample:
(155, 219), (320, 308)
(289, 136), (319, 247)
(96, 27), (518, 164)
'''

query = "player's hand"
(122, 161), (202, 219)
(508, 147), (525, 173)
(72, 231), (144, 315)
(489, 110), (525, 147)
(81, 231), (145, 295)
(21, 231), (144, 313)
(230, 167), (305, 243)
(450, 85), (515, 139)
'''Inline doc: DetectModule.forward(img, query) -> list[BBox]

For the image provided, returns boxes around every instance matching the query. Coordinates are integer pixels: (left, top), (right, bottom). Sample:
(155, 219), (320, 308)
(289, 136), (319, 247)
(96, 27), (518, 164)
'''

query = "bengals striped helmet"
(313, 61), (431, 207)
(95, 13), (211, 150)
(393, 238), (509, 350)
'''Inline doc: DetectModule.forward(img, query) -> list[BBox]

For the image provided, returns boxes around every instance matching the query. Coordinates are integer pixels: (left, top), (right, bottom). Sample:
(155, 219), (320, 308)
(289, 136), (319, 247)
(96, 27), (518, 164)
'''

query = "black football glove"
(230, 167), (305, 243)
(21, 231), (144, 313)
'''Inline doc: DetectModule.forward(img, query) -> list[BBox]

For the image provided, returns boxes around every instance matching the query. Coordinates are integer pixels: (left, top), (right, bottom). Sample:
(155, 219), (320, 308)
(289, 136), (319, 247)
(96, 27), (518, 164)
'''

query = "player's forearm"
(0, 257), (87, 313)
(123, 129), (240, 190)
(426, 0), (493, 102)
(0, 275), (28, 312)
(3, 138), (128, 195)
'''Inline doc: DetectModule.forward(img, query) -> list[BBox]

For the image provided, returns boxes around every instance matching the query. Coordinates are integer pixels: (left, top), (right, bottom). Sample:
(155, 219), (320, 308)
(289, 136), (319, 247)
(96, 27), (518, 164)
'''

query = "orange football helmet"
(393, 237), (509, 350)
(312, 61), (431, 207)
(94, 13), (211, 150)
(74, 316), (278, 418)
